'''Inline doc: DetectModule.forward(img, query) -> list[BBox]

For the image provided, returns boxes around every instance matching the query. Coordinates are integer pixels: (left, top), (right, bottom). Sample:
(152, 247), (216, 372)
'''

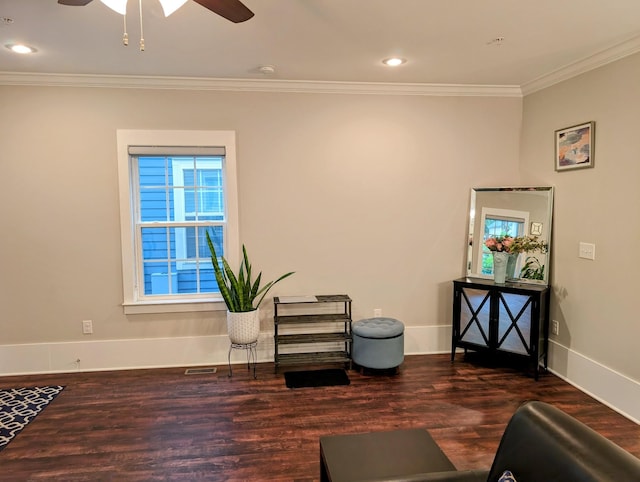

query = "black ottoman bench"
(320, 428), (456, 481)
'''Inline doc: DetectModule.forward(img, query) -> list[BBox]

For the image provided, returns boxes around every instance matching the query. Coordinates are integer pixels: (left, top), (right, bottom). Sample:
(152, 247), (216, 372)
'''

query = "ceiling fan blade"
(192, 0), (254, 23)
(58, 0), (94, 5)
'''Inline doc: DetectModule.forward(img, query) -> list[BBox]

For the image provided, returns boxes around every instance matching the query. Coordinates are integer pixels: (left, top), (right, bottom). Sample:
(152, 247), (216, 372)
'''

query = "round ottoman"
(352, 317), (404, 370)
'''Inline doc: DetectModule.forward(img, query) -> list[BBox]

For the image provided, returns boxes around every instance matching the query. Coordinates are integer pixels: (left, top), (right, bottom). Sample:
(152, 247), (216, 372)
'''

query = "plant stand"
(228, 341), (258, 379)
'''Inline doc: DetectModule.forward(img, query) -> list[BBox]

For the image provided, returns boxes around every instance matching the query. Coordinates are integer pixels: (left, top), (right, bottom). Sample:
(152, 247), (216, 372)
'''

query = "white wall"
(520, 52), (640, 420)
(0, 85), (521, 346)
(2, 74), (639, 422)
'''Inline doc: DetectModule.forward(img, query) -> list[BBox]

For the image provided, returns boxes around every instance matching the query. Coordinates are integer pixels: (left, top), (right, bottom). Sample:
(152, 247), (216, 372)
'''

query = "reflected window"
(478, 207), (528, 275)
(481, 217), (524, 274)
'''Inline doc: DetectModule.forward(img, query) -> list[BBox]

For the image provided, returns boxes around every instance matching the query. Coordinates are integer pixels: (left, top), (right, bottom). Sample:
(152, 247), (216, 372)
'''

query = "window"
(117, 130), (239, 314)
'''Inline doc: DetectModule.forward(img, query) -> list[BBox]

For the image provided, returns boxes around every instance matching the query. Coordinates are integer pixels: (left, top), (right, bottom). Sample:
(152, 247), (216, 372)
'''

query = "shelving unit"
(273, 295), (352, 370)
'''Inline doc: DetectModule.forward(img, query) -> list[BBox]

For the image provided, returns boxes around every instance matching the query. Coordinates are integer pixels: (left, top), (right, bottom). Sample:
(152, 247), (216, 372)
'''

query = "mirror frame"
(466, 186), (554, 285)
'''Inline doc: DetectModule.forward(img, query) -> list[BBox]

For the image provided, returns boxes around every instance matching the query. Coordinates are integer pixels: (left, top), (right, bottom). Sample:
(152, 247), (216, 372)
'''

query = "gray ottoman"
(352, 317), (404, 370)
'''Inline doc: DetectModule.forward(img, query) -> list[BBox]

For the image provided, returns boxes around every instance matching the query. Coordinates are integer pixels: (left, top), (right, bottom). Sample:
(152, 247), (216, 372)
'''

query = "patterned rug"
(0, 386), (65, 452)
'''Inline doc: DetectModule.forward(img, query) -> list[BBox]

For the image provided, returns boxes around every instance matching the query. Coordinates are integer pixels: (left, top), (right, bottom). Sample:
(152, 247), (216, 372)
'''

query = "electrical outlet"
(82, 320), (93, 334)
(373, 308), (382, 317)
(578, 242), (596, 260)
(551, 320), (559, 336)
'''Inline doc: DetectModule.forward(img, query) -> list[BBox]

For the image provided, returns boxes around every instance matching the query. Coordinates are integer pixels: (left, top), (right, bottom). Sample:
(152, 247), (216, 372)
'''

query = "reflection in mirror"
(466, 187), (554, 285)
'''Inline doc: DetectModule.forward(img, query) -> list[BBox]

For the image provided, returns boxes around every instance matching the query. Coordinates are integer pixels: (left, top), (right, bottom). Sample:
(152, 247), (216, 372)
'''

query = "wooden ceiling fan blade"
(192, 0), (254, 23)
(58, 0), (94, 5)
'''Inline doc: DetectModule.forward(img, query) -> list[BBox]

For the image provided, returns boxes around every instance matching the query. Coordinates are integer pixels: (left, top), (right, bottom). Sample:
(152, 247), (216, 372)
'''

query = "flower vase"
(506, 253), (518, 280)
(492, 251), (509, 284)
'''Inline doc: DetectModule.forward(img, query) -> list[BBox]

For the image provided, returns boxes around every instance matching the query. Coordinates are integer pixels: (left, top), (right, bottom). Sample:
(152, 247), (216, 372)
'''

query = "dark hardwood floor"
(1, 354), (639, 481)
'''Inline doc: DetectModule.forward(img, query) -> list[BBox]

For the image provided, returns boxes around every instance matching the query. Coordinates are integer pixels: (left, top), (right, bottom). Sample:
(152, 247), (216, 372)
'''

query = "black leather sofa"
(373, 400), (640, 482)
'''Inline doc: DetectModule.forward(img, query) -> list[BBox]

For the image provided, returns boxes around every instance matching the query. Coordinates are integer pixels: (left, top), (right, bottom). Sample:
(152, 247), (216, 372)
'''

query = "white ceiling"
(2, 0), (640, 91)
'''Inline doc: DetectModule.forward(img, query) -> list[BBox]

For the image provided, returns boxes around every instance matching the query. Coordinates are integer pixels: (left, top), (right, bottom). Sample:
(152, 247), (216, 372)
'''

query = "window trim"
(116, 129), (239, 314)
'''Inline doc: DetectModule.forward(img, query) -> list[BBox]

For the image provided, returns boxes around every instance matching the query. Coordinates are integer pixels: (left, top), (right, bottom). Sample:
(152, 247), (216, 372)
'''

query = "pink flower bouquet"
(484, 235), (514, 252)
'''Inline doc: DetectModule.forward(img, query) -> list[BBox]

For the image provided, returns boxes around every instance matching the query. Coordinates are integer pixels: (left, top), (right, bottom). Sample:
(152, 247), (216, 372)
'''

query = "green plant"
(205, 231), (294, 312)
(520, 256), (545, 280)
(509, 235), (548, 254)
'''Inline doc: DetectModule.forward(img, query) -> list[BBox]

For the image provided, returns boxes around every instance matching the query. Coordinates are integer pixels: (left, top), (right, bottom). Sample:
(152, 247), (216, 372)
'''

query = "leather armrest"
(487, 401), (640, 481)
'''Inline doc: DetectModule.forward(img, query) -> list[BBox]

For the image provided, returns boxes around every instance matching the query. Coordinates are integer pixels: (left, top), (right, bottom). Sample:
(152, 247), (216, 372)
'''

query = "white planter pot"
(227, 309), (260, 344)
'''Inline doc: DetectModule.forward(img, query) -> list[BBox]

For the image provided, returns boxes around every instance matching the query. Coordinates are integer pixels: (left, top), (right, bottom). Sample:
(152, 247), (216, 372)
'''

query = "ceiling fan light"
(159, 0), (188, 17)
(100, 0), (128, 15)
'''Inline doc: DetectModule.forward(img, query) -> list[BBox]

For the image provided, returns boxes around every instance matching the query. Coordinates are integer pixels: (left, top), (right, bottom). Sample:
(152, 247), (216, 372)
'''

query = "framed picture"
(530, 222), (543, 236)
(555, 121), (595, 171)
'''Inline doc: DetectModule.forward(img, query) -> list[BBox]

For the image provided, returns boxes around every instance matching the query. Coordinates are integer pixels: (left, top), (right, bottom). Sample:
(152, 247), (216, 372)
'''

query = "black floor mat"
(284, 368), (350, 389)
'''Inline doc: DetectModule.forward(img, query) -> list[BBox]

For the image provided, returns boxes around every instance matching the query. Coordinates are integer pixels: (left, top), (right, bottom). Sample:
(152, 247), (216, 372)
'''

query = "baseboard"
(547, 339), (640, 424)
(0, 333), (275, 376)
(0, 325), (451, 376)
(1, 328), (638, 425)
(403, 324), (453, 355)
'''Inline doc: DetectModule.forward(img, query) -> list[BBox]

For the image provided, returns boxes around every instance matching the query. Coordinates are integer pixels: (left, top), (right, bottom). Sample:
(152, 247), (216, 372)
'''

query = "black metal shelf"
(275, 314), (351, 324)
(276, 332), (353, 345)
(276, 351), (351, 366)
(274, 295), (352, 371)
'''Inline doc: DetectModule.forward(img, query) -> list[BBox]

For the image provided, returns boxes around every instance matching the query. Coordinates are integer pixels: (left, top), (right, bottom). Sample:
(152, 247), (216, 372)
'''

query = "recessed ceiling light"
(382, 57), (406, 67)
(258, 65), (276, 75)
(5, 43), (37, 54)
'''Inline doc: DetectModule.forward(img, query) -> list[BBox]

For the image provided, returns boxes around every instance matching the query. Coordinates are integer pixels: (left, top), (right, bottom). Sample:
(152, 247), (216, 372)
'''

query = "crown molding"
(0, 72), (522, 97)
(522, 34), (640, 96)
(3, 34), (640, 98)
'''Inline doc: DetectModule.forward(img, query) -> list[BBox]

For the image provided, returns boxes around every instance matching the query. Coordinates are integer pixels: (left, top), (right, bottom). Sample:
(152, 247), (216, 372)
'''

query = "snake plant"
(206, 231), (294, 312)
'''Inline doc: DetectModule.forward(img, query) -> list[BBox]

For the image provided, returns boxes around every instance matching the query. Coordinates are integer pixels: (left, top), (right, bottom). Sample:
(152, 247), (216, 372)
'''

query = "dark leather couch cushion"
(487, 401), (640, 481)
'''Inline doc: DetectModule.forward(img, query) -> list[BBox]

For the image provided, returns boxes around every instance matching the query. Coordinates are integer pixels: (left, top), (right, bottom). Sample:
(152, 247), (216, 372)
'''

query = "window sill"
(123, 299), (227, 315)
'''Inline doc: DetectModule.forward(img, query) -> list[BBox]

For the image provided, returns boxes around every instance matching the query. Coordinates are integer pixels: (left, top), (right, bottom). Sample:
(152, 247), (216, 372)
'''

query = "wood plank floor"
(1, 354), (639, 481)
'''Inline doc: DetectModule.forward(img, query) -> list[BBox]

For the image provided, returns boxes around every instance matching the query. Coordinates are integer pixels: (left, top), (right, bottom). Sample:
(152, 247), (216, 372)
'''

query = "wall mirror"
(466, 187), (554, 285)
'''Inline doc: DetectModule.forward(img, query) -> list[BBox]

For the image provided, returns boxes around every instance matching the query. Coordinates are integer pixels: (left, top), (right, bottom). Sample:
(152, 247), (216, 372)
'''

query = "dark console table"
(320, 429), (456, 482)
(452, 277), (550, 379)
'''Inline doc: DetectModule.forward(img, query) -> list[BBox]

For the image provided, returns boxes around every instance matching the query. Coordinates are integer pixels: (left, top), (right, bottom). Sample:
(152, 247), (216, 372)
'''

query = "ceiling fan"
(58, 0), (254, 23)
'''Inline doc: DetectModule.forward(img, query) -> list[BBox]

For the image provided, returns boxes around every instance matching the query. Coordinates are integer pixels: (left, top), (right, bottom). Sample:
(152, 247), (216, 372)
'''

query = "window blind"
(128, 146), (225, 156)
